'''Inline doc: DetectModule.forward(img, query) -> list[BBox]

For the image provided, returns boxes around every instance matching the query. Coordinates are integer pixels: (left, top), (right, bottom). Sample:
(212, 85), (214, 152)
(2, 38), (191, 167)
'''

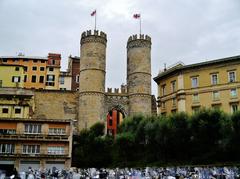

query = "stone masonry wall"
(33, 90), (78, 121)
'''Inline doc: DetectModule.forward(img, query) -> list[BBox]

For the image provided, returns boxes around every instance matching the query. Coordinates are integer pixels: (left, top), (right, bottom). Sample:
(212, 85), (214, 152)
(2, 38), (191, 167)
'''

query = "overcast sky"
(0, 0), (240, 96)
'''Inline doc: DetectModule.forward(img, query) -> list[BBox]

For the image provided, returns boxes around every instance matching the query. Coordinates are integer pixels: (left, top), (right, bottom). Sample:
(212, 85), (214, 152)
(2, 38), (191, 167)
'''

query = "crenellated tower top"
(127, 34), (151, 51)
(81, 30), (107, 46)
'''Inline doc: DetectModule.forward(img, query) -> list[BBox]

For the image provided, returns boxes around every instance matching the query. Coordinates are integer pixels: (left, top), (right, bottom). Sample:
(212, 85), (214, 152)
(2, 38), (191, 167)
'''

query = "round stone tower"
(78, 30), (107, 130)
(127, 34), (152, 116)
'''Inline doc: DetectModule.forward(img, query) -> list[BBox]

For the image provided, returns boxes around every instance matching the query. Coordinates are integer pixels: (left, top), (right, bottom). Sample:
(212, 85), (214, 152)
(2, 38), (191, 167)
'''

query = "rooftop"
(0, 56), (48, 60)
(154, 55), (240, 82)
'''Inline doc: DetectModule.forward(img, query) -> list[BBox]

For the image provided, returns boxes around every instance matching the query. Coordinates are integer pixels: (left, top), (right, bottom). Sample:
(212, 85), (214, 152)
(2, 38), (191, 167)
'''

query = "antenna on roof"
(18, 52), (25, 56)
(164, 63), (167, 71)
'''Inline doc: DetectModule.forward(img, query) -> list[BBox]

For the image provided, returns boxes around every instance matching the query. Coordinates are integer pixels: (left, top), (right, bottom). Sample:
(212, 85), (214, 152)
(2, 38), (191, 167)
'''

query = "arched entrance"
(106, 105), (126, 137)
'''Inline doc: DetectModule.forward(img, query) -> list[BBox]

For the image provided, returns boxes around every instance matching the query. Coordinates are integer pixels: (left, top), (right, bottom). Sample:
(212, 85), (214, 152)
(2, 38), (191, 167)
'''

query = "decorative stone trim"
(81, 30), (107, 46)
(128, 93), (152, 97)
(128, 71), (152, 76)
(80, 68), (106, 73)
(79, 91), (105, 96)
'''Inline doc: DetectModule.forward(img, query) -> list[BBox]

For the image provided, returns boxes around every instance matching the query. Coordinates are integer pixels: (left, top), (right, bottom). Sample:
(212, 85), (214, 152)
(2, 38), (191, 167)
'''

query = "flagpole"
(140, 14), (141, 35)
(95, 10), (97, 30)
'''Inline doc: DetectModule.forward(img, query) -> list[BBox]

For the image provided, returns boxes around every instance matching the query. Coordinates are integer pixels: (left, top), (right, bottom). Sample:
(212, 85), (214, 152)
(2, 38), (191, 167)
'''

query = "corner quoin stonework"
(77, 30), (153, 131)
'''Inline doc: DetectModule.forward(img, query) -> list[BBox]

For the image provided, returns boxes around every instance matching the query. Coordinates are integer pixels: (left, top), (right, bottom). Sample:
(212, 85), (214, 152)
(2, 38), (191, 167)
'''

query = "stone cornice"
(80, 68), (106, 74)
(128, 93), (152, 97)
(79, 91), (105, 96)
(128, 71), (151, 77)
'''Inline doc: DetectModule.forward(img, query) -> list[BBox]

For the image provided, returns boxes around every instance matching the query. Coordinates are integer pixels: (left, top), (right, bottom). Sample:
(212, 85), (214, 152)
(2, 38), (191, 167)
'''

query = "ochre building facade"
(154, 55), (240, 115)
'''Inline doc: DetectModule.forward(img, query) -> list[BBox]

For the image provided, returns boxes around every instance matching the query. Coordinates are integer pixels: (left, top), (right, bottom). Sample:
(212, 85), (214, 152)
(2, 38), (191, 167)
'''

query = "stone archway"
(106, 105), (127, 137)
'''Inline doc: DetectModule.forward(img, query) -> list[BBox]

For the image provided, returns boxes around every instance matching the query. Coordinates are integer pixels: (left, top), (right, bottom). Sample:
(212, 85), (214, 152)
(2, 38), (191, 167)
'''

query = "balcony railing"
(0, 150), (69, 158)
(0, 133), (69, 141)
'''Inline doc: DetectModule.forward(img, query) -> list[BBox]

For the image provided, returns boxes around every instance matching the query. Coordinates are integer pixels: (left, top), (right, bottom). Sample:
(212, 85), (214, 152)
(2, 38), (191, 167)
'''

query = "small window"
(40, 67), (45, 71)
(171, 81), (176, 92)
(15, 67), (19, 71)
(47, 75), (54, 82)
(171, 109), (177, 113)
(212, 104), (221, 110)
(3, 59), (7, 62)
(60, 77), (64, 84)
(15, 108), (21, 114)
(231, 103), (238, 113)
(41, 60), (45, 63)
(24, 67), (28, 72)
(212, 91), (220, 100)
(39, 76), (44, 83)
(162, 101), (166, 108)
(12, 76), (20, 83)
(49, 67), (54, 71)
(192, 93), (199, 102)
(2, 108), (8, 113)
(211, 74), (218, 85)
(172, 98), (176, 106)
(32, 66), (37, 71)
(192, 106), (200, 113)
(33, 59), (38, 63)
(76, 75), (80, 83)
(161, 84), (166, 96)
(229, 71), (236, 83)
(191, 77), (198, 88)
(0, 80), (2, 87)
(230, 89), (237, 98)
(31, 75), (36, 83)
(24, 75), (27, 82)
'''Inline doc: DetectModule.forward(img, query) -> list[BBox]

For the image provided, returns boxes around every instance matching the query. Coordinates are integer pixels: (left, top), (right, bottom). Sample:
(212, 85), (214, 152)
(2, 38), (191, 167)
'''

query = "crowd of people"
(1, 166), (240, 179)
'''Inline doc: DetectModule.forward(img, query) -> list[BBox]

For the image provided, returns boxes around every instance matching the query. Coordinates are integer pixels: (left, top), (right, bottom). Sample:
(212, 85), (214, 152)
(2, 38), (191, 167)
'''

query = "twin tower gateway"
(78, 30), (152, 130)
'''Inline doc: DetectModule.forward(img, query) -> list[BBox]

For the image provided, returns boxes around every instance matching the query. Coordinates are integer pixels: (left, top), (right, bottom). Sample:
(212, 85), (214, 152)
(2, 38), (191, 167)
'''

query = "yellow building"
(153, 55), (240, 115)
(0, 88), (72, 172)
(0, 64), (25, 88)
(0, 53), (61, 90)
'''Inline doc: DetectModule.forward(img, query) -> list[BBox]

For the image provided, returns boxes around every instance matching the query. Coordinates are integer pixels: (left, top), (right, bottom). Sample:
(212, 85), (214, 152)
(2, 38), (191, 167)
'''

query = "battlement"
(127, 34), (151, 50)
(81, 30), (107, 39)
(106, 84), (127, 94)
(127, 34), (151, 43)
(81, 30), (107, 45)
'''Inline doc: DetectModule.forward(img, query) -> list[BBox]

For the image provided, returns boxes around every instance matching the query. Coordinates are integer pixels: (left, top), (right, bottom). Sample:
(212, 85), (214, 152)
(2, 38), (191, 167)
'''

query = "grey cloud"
(0, 0), (240, 95)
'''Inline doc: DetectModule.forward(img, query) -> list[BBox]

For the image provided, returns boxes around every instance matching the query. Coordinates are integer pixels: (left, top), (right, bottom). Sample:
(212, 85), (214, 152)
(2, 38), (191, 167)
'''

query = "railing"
(0, 150), (69, 158)
(0, 133), (69, 141)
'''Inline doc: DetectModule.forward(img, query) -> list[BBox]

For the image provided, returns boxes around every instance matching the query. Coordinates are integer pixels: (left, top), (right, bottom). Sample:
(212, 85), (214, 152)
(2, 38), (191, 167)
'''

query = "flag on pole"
(133, 13), (141, 34)
(133, 14), (140, 19)
(91, 9), (97, 30)
(91, 10), (96, 16)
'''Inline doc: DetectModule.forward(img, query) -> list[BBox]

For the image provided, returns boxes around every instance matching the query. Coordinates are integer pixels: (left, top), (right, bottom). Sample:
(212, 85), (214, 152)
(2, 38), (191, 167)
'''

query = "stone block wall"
(33, 90), (78, 121)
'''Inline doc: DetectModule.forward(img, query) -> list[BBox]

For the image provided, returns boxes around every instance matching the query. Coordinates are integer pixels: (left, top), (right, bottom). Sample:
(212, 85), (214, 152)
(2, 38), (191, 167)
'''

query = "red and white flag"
(133, 14), (140, 19)
(91, 10), (96, 16)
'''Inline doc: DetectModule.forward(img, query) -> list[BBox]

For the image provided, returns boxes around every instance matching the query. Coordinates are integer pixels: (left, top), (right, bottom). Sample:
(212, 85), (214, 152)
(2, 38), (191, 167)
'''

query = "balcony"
(0, 150), (69, 159)
(0, 133), (69, 142)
